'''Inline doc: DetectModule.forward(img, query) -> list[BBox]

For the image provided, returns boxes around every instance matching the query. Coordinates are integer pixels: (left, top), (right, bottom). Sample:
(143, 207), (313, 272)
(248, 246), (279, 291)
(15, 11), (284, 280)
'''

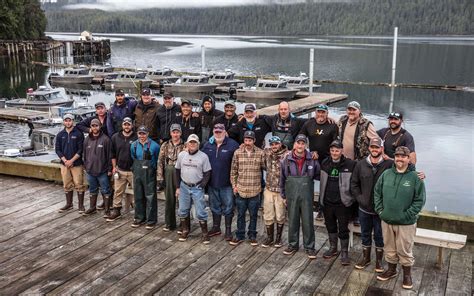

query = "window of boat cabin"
(302, 78), (309, 84)
(50, 136), (55, 145)
(278, 82), (287, 88)
(258, 83), (264, 87)
(43, 136), (48, 145)
(33, 134), (39, 143)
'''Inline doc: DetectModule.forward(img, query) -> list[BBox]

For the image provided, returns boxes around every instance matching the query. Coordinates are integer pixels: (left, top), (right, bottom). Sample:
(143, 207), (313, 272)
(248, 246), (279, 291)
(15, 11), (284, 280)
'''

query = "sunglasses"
(389, 112), (401, 118)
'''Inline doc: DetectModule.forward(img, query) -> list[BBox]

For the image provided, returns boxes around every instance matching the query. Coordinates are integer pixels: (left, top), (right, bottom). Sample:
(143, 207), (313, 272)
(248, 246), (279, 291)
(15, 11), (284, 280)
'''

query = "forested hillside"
(45, 0), (472, 35)
(0, 0), (47, 39)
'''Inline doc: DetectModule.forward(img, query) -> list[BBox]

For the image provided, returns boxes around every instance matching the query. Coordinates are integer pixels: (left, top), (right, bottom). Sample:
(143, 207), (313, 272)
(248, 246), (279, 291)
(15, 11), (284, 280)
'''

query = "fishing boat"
(90, 64), (116, 79)
(104, 71), (153, 89)
(48, 67), (94, 85)
(163, 75), (218, 94)
(236, 79), (299, 100)
(209, 70), (245, 87)
(5, 86), (74, 111)
(30, 104), (96, 129)
(279, 73), (321, 92)
(146, 67), (180, 83)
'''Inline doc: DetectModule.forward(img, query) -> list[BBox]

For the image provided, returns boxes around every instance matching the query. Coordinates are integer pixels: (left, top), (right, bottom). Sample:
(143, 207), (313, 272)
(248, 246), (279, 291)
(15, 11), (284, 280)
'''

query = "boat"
(146, 67), (180, 83)
(30, 104), (96, 129)
(90, 64), (116, 79)
(48, 67), (94, 85)
(5, 86), (74, 111)
(163, 75), (219, 94)
(236, 79), (299, 100)
(209, 70), (245, 87)
(279, 73), (322, 92)
(104, 71), (153, 89)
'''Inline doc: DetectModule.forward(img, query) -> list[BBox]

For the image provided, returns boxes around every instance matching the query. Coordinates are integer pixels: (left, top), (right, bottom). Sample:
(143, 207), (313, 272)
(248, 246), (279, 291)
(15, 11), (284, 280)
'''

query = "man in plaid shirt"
(229, 131), (265, 246)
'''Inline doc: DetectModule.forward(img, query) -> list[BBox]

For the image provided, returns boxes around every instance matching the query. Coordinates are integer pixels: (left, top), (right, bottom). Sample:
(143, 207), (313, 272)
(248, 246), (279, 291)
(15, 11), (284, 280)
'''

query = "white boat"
(48, 67), (94, 85)
(279, 73), (321, 92)
(209, 70), (245, 87)
(5, 86), (74, 111)
(237, 79), (299, 100)
(104, 71), (153, 89)
(163, 75), (218, 94)
(146, 67), (180, 83)
(30, 105), (96, 129)
(90, 65), (116, 79)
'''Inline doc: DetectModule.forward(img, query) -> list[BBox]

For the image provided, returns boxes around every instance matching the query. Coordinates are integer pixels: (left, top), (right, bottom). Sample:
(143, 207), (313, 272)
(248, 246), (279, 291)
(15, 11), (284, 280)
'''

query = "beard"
(390, 122), (401, 130)
(370, 151), (382, 158)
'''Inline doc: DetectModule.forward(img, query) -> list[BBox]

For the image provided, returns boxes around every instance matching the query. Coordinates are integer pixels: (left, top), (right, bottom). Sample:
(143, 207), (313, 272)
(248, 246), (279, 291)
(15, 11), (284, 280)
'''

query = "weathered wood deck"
(0, 175), (472, 295)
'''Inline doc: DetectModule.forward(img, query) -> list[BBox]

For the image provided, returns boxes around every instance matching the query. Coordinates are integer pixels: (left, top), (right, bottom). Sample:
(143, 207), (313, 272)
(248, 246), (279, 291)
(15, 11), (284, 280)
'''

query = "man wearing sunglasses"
(107, 89), (137, 137)
(377, 112), (416, 165)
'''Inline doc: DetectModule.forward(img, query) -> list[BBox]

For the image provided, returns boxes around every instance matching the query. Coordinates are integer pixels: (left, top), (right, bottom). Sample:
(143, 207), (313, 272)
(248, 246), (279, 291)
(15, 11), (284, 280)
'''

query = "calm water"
(0, 34), (473, 215)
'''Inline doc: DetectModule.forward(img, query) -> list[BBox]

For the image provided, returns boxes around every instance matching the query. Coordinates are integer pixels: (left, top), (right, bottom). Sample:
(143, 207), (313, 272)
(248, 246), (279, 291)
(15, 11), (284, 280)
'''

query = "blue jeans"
(359, 209), (384, 248)
(235, 194), (260, 240)
(86, 172), (111, 195)
(178, 182), (208, 221)
(208, 186), (234, 217)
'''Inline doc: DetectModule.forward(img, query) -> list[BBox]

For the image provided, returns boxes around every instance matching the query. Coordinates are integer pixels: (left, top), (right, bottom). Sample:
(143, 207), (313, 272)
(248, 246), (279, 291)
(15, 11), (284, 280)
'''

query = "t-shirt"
(324, 161), (343, 206)
(300, 119), (338, 162)
(377, 128), (415, 158)
(175, 150), (212, 184)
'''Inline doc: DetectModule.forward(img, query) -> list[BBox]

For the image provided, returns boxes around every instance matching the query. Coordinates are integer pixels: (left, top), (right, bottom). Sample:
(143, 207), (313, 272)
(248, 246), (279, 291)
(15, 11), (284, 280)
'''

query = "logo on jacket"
(403, 181), (411, 187)
(315, 129), (324, 135)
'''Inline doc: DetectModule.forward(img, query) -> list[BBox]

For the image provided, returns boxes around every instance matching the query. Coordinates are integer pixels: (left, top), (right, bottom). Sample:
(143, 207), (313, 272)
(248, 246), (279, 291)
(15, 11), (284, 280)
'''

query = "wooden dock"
(0, 175), (471, 295)
(0, 107), (48, 122)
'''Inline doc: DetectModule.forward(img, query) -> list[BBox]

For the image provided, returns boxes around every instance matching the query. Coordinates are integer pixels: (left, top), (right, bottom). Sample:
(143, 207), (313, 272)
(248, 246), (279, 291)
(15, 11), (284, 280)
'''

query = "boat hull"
(5, 100), (75, 111)
(49, 76), (94, 85)
(104, 79), (153, 90)
(236, 89), (299, 100)
(148, 75), (180, 83)
(163, 83), (218, 94)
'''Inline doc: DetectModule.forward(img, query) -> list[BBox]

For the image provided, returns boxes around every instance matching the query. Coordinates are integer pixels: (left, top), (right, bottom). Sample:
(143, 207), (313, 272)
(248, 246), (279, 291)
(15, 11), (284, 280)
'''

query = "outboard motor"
(228, 87), (237, 100)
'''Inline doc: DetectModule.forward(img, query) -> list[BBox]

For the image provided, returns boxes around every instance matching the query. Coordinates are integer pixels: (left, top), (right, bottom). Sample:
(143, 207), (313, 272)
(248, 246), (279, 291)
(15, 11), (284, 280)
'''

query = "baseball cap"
(315, 104), (328, 112)
(394, 146), (410, 157)
(122, 117), (133, 124)
(369, 138), (383, 148)
(141, 88), (151, 96)
(94, 102), (106, 108)
(243, 130), (256, 140)
(170, 123), (182, 132)
(63, 113), (74, 121)
(213, 123), (225, 132)
(244, 104), (256, 112)
(295, 134), (308, 144)
(163, 92), (173, 99)
(180, 98), (192, 106)
(137, 125), (149, 134)
(224, 100), (236, 107)
(347, 101), (361, 110)
(115, 89), (125, 95)
(186, 134), (200, 144)
(90, 118), (101, 126)
(269, 136), (282, 144)
(329, 139), (343, 149)
(388, 111), (403, 120)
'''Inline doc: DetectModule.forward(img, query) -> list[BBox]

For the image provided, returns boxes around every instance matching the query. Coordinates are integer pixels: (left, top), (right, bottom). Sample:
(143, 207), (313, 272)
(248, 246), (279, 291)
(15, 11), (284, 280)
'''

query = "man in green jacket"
(374, 146), (426, 290)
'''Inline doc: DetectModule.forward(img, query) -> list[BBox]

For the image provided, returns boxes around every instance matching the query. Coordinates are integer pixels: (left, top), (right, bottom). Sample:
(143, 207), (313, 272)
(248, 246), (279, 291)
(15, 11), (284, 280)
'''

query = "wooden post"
(436, 247), (443, 269)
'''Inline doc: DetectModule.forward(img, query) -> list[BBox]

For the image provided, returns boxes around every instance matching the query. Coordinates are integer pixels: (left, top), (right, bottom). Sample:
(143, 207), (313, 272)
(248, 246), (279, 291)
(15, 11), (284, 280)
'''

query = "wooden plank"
(0, 186), (64, 217)
(0, 158), (61, 182)
(418, 245), (452, 295)
(392, 266), (424, 295)
(339, 269), (373, 296)
(445, 250), (472, 296)
(0, 108), (48, 121)
(415, 228), (467, 249)
(258, 93), (348, 116)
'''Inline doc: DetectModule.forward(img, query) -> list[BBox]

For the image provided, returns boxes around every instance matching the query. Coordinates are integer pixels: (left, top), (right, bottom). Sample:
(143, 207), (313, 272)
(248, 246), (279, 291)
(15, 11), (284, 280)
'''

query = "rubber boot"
(208, 213), (222, 237)
(106, 207), (122, 222)
(402, 265), (413, 289)
(323, 233), (339, 259)
(102, 195), (111, 218)
(97, 193), (105, 210)
(375, 248), (384, 273)
(340, 239), (351, 265)
(274, 223), (284, 248)
(261, 224), (274, 248)
(355, 246), (371, 269)
(200, 220), (210, 244)
(377, 262), (398, 281)
(59, 191), (74, 212)
(83, 194), (98, 216)
(179, 216), (190, 241)
(77, 191), (85, 214)
(224, 215), (233, 241)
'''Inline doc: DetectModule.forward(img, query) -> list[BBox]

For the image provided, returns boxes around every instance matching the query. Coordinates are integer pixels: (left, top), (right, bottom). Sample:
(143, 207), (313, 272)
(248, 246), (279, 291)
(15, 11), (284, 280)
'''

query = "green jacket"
(374, 166), (426, 225)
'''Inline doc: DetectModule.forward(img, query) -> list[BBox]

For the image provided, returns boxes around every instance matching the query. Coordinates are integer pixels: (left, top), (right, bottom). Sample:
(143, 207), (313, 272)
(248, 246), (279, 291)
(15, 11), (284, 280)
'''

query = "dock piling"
(309, 48), (315, 95)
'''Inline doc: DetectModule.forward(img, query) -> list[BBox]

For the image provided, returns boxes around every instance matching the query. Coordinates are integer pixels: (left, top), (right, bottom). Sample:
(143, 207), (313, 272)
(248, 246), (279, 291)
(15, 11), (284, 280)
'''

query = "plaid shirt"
(263, 146), (288, 192)
(157, 139), (185, 181)
(230, 145), (265, 198)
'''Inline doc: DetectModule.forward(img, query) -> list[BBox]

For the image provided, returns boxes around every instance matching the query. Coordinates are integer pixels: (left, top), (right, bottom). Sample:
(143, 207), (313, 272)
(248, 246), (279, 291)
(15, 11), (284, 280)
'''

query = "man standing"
(199, 95), (224, 143)
(351, 138), (392, 271)
(77, 101), (110, 137)
(156, 92), (182, 143)
(130, 126), (160, 229)
(175, 134), (212, 243)
(55, 113), (86, 213)
(134, 88), (160, 142)
(157, 123), (185, 232)
(212, 100), (239, 131)
(229, 131), (265, 246)
(82, 119), (113, 216)
(262, 101), (306, 149)
(261, 136), (288, 248)
(377, 112), (417, 165)
(106, 117), (137, 221)
(228, 104), (271, 148)
(202, 123), (239, 240)
(173, 99), (202, 142)
(280, 134), (320, 259)
(319, 140), (356, 265)
(107, 89), (137, 137)
(375, 146), (425, 290)
(337, 101), (379, 161)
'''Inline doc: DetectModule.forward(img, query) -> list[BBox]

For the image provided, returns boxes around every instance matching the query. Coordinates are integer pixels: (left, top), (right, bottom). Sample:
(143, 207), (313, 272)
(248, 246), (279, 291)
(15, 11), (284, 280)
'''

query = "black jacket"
(156, 103), (182, 142)
(55, 126), (84, 166)
(111, 131), (138, 171)
(83, 131), (112, 176)
(172, 115), (202, 142)
(228, 117), (271, 149)
(76, 115), (109, 137)
(213, 113), (239, 131)
(262, 114), (306, 140)
(350, 157), (393, 214)
(199, 96), (224, 129)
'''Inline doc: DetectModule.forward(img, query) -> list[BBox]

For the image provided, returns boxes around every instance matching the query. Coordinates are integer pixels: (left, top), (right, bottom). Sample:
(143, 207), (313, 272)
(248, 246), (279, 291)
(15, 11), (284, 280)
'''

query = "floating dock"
(0, 108), (48, 122)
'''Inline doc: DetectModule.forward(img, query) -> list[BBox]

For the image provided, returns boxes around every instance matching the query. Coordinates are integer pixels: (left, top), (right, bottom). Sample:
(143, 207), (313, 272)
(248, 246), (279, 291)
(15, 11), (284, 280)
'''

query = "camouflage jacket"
(264, 145), (288, 192)
(157, 139), (185, 181)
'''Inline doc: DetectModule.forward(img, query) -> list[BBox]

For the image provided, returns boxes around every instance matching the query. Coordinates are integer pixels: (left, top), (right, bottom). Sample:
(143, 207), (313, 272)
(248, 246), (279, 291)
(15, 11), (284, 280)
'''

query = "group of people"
(55, 88), (426, 290)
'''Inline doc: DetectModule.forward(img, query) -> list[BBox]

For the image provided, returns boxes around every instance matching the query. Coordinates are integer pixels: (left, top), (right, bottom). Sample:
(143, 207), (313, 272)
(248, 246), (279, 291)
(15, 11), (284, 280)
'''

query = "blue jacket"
(202, 137), (239, 188)
(107, 99), (137, 136)
(279, 150), (320, 198)
(55, 127), (84, 167)
(130, 138), (160, 170)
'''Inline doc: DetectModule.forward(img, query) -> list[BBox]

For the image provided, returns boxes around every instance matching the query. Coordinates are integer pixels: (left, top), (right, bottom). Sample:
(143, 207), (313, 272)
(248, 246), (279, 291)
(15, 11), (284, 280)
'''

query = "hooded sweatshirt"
(134, 100), (160, 141)
(156, 103), (182, 142)
(83, 131), (112, 176)
(199, 95), (224, 129)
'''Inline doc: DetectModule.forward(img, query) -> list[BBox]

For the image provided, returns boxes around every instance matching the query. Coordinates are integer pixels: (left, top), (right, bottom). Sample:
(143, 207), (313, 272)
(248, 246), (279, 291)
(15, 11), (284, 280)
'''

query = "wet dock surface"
(0, 175), (471, 295)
